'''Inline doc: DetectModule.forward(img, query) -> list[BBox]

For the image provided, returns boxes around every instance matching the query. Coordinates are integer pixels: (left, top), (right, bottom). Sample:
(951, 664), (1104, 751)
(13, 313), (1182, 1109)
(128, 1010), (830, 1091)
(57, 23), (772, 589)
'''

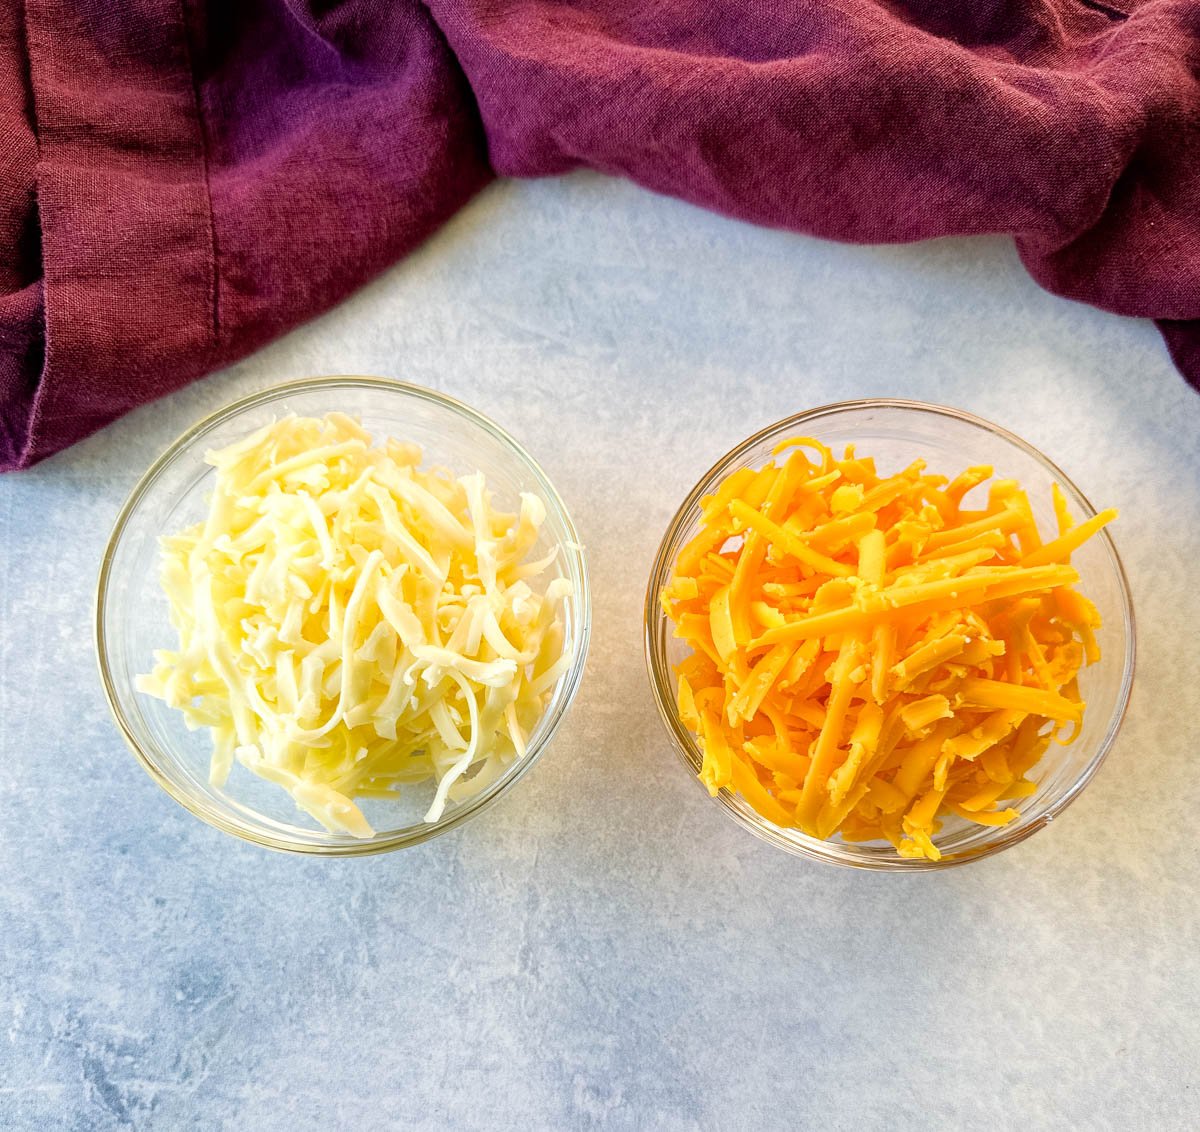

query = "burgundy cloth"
(3, 1), (1199, 471)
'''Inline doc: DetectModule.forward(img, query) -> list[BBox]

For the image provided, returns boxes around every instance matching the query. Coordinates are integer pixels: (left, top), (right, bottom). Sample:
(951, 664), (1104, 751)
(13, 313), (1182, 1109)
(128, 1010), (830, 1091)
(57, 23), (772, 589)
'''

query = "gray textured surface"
(2, 173), (1198, 1131)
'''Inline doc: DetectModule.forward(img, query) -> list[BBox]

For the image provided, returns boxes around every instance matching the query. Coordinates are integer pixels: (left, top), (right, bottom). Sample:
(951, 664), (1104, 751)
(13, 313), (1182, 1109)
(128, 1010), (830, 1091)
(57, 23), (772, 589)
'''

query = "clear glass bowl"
(96, 377), (591, 855)
(644, 399), (1135, 870)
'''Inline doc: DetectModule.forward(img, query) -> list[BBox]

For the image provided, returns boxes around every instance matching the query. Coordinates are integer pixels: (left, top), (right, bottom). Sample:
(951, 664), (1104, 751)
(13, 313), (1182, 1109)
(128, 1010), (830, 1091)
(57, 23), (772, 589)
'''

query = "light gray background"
(2, 174), (1198, 1131)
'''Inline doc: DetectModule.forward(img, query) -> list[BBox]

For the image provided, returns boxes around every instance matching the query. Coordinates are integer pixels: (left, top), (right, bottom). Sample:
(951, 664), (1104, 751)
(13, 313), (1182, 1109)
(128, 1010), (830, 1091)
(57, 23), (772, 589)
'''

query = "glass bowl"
(644, 399), (1135, 870)
(96, 376), (591, 855)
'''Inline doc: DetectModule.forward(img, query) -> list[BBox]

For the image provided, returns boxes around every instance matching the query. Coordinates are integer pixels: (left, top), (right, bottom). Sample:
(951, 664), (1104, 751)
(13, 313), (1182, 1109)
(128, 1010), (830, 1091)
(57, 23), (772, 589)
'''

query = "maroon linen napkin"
(3, 1), (1199, 471)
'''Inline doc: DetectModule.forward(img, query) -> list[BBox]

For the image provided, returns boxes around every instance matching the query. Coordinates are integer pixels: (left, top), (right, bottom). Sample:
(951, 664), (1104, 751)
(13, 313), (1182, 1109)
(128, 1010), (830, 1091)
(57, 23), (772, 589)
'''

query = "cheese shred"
(137, 414), (573, 836)
(661, 437), (1114, 861)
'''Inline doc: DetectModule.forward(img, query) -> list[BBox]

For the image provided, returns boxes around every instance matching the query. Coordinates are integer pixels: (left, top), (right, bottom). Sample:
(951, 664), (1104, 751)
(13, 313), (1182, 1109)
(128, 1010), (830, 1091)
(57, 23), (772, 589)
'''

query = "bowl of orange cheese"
(645, 400), (1134, 869)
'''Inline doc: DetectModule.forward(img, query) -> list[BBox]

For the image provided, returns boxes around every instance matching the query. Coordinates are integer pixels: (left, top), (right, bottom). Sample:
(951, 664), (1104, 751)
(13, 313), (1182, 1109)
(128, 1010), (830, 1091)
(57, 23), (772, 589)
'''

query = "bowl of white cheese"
(96, 376), (590, 854)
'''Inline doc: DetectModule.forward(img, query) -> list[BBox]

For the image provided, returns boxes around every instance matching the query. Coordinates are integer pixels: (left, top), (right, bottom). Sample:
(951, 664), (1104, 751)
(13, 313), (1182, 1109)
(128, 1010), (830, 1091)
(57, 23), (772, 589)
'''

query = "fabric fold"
(2, 0), (490, 471)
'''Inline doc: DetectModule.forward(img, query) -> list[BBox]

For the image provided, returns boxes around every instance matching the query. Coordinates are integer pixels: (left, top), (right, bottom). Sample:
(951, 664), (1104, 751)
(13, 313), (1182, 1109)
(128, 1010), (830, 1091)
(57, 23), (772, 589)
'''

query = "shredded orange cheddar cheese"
(662, 437), (1116, 861)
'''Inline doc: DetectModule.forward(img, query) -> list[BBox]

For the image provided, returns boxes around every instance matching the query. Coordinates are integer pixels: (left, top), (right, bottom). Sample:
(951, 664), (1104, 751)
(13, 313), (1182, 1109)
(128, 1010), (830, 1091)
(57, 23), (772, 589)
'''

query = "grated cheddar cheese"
(662, 437), (1116, 861)
(137, 414), (573, 836)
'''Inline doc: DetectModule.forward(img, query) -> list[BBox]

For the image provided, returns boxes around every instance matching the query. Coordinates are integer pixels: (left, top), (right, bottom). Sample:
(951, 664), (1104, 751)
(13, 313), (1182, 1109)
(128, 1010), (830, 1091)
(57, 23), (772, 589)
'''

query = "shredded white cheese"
(136, 413), (574, 836)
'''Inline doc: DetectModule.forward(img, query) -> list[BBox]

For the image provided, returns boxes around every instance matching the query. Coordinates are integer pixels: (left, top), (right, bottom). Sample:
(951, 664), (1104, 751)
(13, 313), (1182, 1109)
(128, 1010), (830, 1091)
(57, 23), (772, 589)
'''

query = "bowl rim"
(643, 397), (1136, 871)
(95, 375), (592, 856)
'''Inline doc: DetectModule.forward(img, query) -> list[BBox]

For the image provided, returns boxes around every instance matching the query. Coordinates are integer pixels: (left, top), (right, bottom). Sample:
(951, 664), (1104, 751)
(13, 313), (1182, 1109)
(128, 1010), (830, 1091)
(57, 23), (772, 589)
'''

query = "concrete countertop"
(2, 173), (1197, 1131)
